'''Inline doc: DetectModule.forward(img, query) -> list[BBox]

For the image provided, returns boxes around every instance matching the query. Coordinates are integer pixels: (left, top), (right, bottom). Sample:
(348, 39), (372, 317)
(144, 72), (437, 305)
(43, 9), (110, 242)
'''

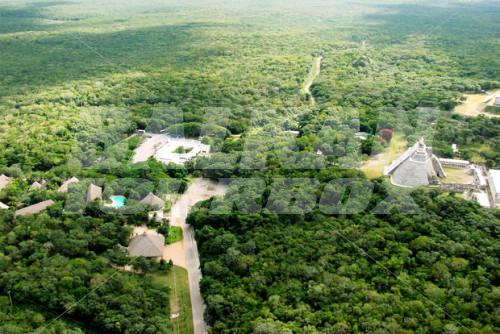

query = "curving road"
(168, 178), (228, 334)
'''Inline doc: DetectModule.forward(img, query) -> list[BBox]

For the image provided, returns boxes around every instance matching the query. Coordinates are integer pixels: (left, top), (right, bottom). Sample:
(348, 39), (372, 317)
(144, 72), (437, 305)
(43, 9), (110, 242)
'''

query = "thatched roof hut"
(15, 200), (55, 217)
(86, 184), (102, 203)
(57, 177), (80, 193)
(128, 232), (165, 258)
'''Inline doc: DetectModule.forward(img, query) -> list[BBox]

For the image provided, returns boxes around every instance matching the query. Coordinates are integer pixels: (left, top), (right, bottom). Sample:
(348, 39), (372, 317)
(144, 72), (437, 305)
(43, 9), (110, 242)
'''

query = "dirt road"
(168, 178), (227, 334)
(304, 56), (322, 104)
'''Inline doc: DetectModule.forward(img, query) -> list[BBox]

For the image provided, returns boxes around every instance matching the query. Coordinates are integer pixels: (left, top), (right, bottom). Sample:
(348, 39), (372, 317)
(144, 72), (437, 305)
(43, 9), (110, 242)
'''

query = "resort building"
(487, 169), (500, 208)
(57, 177), (80, 193)
(0, 174), (12, 191)
(0, 202), (9, 210)
(384, 138), (446, 187)
(15, 200), (55, 217)
(140, 192), (166, 222)
(128, 231), (165, 258)
(30, 180), (46, 190)
(86, 184), (102, 203)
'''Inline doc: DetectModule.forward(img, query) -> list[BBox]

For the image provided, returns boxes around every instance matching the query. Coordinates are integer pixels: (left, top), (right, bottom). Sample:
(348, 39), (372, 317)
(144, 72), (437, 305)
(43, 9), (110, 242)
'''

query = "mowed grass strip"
(152, 266), (194, 334)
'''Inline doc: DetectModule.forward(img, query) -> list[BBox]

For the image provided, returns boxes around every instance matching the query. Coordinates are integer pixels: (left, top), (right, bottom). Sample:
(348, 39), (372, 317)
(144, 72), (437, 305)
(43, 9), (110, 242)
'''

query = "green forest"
(189, 172), (499, 333)
(0, 0), (499, 333)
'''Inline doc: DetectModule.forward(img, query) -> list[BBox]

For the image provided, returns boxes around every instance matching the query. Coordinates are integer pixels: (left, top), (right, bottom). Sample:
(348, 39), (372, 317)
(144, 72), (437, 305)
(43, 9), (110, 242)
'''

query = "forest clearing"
(454, 89), (500, 117)
(361, 134), (408, 179)
(152, 266), (194, 334)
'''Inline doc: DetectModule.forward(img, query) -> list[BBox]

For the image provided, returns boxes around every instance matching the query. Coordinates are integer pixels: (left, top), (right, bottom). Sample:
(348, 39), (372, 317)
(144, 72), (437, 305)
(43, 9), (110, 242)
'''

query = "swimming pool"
(110, 195), (126, 208)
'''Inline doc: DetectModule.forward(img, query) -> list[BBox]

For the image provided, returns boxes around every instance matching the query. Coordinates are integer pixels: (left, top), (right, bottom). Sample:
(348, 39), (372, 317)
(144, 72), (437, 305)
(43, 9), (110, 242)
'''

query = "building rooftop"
(30, 181), (44, 189)
(0, 201), (9, 210)
(15, 200), (55, 217)
(140, 193), (165, 209)
(86, 184), (102, 203)
(489, 169), (500, 194)
(128, 232), (165, 258)
(495, 94), (500, 106)
(0, 174), (12, 191)
(473, 192), (491, 208)
(57, 177), (80, 193)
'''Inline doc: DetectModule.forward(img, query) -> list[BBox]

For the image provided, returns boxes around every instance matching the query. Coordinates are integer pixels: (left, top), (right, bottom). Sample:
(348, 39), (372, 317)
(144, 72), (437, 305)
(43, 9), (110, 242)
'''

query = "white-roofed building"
(0, 202), (9, 210)
(487, 169), (500, 208)
(495, 94), (500, 106)
(473, 192), (491, 208)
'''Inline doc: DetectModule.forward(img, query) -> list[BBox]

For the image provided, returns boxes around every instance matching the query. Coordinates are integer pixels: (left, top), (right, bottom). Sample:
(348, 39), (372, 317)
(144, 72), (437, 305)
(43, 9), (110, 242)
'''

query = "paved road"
(169, 179), (227, 334)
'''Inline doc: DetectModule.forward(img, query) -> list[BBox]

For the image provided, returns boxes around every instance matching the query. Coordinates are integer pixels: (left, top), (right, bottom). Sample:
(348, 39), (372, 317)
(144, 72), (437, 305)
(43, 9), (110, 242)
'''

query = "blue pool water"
(111, 195), (126, 208)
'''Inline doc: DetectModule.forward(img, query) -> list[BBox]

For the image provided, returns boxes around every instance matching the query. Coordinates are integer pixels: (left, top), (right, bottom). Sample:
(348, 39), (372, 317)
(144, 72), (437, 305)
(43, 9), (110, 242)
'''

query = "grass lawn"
(361, 134), (408, 179)
(443, 167), (474, 184)
(151, 266), (193, 334)
(167, 226), (183, 244)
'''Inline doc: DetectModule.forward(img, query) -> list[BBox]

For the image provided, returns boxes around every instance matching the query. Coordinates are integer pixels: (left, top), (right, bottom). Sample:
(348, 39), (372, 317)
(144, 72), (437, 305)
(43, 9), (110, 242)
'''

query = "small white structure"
(451, 144), (459, 154)
(495, 94), (500, 106)
(0, 201), (9, 210)
(473, 191), (491, 208)
(133, 134), (210, 165)
(154, 136), (210, 165)
(355, 132), (369, 140)
(487, 169), (500, 208)
(284, 130), (300, 136)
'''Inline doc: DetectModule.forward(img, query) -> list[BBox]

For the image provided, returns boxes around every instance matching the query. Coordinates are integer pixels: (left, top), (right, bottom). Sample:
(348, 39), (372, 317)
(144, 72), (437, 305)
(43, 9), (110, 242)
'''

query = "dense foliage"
(190, 176), (499, 334)
(0, 0), (499, 333)
(0, 208), (172, 333)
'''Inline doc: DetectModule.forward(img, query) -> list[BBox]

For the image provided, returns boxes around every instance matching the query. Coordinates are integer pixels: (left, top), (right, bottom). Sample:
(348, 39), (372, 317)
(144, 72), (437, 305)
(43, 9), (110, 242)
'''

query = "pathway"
(304, 56), (322, 104)
(132, 134), (168, 163)
(167, 178), (228, 334)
